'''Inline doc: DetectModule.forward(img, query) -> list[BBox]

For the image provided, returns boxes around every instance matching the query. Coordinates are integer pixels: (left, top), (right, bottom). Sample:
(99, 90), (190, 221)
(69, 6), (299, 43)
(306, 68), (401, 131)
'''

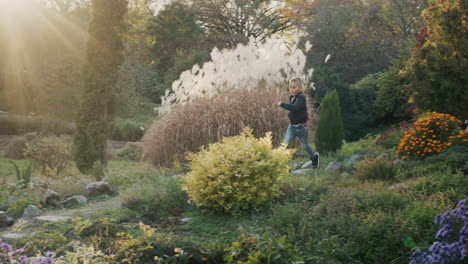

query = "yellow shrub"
(183, 127), (294, 214)
(396, 112), (463, 159)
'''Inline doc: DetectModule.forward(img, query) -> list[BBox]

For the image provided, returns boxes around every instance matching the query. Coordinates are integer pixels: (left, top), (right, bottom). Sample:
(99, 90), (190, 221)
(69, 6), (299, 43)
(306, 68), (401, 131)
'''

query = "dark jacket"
(280, 92), (308, 125)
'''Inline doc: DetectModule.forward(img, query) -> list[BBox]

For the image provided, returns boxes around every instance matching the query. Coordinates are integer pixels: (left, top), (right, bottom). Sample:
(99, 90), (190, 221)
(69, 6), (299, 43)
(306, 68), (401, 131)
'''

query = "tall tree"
(190, 0), (292, 48)
(73, 0), (128, 173)
(148, 2), (208, 76)
(304, 0), (427, 82)
(403, 0), (467, 118)
(314, 90), (344, 155)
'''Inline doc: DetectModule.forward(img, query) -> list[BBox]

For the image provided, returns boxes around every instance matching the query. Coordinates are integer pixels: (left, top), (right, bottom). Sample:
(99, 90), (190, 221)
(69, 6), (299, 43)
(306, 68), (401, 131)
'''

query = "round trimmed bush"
(183, 128), (294, 215)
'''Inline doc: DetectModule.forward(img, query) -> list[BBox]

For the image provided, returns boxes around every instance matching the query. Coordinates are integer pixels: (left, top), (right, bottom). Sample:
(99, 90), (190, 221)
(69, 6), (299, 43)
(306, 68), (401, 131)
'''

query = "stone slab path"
(0, 196), (123, 243)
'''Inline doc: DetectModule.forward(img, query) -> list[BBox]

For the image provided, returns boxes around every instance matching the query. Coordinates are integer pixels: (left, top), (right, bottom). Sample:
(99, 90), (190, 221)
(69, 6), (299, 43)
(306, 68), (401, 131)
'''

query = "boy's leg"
(297, 125), (320, 169)
(282, 125), (295, 147)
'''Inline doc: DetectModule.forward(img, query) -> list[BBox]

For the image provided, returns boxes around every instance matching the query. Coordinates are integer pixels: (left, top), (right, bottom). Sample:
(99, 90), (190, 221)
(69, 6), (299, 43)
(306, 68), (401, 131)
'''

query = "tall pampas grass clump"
(143, 89), (315, 166)
(143, 35), (316, 166)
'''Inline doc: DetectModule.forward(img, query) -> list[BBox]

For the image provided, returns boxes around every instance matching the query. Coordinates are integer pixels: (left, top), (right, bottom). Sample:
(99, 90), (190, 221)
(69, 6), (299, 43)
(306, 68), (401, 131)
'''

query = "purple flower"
(410, 198), (468, 264)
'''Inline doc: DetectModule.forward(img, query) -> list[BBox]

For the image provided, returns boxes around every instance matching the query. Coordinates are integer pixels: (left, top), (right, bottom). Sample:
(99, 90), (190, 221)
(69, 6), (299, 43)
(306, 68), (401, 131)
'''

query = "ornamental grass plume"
(409, 198), (467, 264)
(396, 112), (464, 159)
(158, 35), (314, 115)
(143, 89), (316, 167)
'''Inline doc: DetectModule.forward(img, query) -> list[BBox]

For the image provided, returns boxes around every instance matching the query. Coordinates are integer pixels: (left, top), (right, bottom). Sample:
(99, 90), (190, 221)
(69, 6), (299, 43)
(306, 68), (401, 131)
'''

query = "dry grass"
(143, 89), (317, 167)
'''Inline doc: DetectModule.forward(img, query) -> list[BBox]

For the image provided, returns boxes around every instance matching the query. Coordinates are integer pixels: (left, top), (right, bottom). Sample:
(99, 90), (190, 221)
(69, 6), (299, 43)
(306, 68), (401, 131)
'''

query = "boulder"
(0, 232), (27, 244)
(393, 159), (404, 167)
(22, 205), (44, 220)
(292, 169), (314, 176)
(463, 161), (468, 175)
(325, 162), (343, 173)
(44, 190), (60, 207)
(0, 211), (14, 228)
(347, 154), (365, 168)
(301, 161), (313, 169)
(85, 182), (114, 197)
(180, 217), (193, 224)
(61, 196), (88, 208)
(376, 154), (390, 160)
(341, 172), (351, 178)
(34, 215), (72, 223)
(348, 154), (365, 163)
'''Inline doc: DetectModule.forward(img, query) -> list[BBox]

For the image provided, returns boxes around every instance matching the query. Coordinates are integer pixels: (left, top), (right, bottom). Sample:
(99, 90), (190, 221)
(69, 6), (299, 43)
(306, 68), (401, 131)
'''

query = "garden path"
(0, 196), (123, 242)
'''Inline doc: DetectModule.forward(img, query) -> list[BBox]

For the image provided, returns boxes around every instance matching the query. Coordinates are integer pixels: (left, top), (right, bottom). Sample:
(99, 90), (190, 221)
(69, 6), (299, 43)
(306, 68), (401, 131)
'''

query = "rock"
(393, 159), (404, 167)
(348, 154), (365, 163)
(463, 161), (468, 175)
(0, 232), (27, 243)
(171, 174), (185, 179)
(301, 161), (313, 169)
(22, 205), (44, 220)
(180, 217), (192, 224)
(61, 196), (87, 208)
(292, 169), (314, 176)
(388, 183), (405, 191)
(325, 162), (343, 173)
(34, 215), (72, 223)
(44, 190), (60, 207)
(341, 172), (350, 178)
(291, 163), (302, 171)
(0, 211), (14, 228)
(85, 182), (114, 197)
(376, 154), (390, 160)
(348, 154), (365, 168)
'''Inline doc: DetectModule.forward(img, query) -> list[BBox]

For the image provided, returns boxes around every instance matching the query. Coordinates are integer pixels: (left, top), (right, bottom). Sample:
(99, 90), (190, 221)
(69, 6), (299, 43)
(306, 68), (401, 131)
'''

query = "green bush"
(183, 127), (293, 215)
(314, 90), (344, 155)
(6, 196), (35, 218)
(116, 142), (143, 161)
(24, 136), (72, 177)
(0, 115), (41, 134)
(355, 157), (399, 181)
(376, 121), (415, 149)
(270, 203), (305, 233)
(122, 173), (188, 220)
(111, 117), (145, 141)
(224, 231), (304, 264)
(4, 137), (28, 159)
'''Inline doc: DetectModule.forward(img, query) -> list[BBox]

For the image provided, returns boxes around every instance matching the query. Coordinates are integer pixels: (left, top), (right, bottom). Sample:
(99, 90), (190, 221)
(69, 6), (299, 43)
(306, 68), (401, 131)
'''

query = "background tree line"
(1, 0), (465, 142)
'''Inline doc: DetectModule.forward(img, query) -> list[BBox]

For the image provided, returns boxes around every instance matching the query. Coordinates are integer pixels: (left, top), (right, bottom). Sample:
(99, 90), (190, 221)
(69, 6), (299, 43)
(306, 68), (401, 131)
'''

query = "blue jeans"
(282, 124), (314, 159)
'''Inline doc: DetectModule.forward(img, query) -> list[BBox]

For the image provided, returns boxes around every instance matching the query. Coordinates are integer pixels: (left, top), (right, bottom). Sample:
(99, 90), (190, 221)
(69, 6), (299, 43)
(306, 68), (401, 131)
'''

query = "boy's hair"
(290, 77), (302, 86)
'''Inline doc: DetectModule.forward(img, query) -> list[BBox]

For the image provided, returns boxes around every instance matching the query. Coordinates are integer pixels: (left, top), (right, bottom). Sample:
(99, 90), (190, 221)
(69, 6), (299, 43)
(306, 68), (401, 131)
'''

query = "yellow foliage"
(183, 127), (294, 214)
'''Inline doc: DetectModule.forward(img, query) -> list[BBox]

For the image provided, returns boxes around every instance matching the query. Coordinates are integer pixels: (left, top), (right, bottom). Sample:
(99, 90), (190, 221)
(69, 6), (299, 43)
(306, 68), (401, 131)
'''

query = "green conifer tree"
(403, 0), (467, 118)
(314, 90), (344, 155)
(73, 0), (128, 173)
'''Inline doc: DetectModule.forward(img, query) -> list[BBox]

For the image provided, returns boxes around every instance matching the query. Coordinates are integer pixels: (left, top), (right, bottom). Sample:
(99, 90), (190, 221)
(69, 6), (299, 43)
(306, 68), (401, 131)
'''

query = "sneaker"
(311, 153), (320, 169)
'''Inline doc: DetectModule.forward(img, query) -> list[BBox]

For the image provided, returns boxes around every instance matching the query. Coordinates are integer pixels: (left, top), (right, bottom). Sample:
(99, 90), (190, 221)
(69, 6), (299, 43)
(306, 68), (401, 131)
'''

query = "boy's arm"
(280, 95), (306, 111)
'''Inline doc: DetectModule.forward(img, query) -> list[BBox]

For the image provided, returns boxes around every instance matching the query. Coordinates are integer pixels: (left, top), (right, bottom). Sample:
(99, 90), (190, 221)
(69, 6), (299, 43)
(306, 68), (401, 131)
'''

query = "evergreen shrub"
(314, 90), (344, 155)
(396, 112), (464, 159)
(183, 128), (294, 215)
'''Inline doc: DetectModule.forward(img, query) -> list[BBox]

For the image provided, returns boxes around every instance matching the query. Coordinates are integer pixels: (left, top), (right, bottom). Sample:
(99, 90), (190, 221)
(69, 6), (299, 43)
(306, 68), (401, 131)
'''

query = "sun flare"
(0, 0), (35, 11)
